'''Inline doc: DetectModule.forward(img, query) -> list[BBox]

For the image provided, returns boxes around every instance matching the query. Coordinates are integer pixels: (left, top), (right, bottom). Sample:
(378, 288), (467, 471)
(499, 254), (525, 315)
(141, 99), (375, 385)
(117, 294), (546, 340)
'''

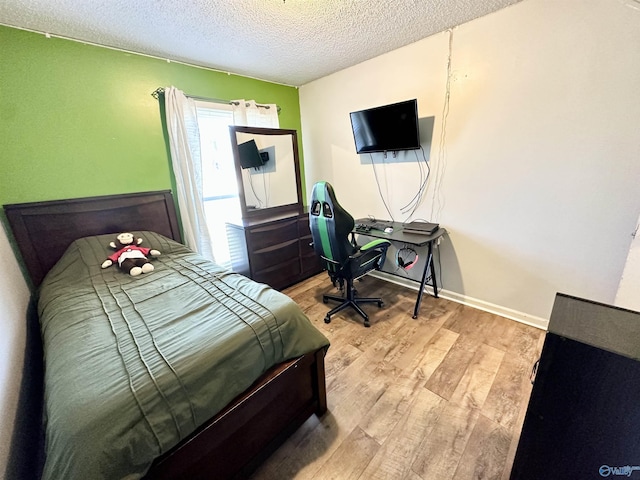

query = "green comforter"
(37, 231), (329, 480)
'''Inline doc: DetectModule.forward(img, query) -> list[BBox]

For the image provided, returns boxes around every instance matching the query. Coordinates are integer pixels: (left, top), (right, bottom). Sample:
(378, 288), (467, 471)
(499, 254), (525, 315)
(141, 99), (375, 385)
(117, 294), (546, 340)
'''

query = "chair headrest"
(310, 181), (354, 231)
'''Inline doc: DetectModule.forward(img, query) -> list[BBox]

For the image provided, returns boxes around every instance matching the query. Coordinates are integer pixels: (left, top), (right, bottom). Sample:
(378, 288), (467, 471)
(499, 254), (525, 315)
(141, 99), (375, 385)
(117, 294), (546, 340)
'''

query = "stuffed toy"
(101, 232), (161, 276)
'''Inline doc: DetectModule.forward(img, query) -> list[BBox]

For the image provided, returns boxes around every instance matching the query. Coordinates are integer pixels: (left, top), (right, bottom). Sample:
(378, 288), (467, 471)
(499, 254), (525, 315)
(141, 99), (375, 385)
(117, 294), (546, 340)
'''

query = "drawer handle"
(252, 219), (297, 233)
(530, 358), (540, 384)
(255, 238), (298, 254)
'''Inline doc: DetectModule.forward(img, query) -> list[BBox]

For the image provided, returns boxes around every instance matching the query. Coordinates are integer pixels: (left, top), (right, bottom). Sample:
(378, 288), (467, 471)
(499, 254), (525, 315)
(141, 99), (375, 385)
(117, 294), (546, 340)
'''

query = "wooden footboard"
(145, 347), (328, 480)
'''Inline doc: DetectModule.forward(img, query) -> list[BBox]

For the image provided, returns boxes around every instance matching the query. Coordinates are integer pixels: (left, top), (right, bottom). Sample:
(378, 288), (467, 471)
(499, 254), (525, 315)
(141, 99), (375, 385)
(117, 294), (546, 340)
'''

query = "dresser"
(226, 126), (322, 290)
(226, 211), (322, 291)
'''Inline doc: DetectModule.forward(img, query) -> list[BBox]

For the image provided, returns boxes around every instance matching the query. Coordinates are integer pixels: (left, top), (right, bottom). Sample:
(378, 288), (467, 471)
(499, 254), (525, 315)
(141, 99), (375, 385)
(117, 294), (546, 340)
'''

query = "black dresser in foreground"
(511, 293), (640, 480)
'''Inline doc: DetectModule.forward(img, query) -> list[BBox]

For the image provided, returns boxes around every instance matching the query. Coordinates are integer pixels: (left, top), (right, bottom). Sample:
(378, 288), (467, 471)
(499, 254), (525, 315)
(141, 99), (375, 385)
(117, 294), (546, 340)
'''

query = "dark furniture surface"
(3, 190), (328, 480)
(353, 217), (446, 319)
(226, 126), (322, 291)
(309, 181), (391, 327)
(4, 190), (181, 288)
(226, 210), (322, 290)
(147, 349), (327, 480)
(510, 293), (640, 480)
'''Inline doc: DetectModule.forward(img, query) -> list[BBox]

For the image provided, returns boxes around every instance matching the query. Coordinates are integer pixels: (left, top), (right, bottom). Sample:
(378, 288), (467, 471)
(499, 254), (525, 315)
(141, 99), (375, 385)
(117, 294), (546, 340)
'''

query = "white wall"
(0, 225), (30, 479)
(300, 0), (640, 325)
(615, 212), (640, 311)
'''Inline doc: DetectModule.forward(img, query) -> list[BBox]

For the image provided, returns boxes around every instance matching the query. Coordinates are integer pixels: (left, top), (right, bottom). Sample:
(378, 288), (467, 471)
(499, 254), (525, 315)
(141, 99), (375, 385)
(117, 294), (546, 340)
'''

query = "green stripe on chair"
(316, 182), (334, 261)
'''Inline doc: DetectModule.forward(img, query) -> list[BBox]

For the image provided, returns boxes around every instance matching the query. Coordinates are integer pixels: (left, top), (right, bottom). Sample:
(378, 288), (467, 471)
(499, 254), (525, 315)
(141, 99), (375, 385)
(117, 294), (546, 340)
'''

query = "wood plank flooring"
(250, 274), (545, 480)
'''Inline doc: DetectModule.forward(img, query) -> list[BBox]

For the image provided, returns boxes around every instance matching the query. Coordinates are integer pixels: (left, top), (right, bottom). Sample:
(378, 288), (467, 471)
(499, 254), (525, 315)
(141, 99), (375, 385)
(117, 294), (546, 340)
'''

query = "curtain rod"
(151, 87), (280, 113)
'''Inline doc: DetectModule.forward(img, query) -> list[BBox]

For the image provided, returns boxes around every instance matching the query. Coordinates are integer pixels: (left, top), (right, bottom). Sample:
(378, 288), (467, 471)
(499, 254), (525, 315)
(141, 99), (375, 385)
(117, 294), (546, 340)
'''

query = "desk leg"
(413, 240), (435, 319)
(430, 241), (439, 298)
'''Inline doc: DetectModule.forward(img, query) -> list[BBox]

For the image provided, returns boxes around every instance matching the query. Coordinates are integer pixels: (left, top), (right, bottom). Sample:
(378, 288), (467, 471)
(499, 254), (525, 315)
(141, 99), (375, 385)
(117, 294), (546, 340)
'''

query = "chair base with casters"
(322, 276), (384, 328)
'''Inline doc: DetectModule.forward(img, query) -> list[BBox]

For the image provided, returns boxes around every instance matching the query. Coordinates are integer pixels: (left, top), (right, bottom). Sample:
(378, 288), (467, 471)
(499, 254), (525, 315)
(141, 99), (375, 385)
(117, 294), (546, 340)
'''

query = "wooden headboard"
(4, 190), (181, 287)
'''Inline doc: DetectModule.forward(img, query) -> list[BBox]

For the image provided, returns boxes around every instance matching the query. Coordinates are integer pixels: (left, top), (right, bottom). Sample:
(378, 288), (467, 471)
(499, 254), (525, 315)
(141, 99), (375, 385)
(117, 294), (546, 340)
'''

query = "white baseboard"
(369, 271), (548, 331)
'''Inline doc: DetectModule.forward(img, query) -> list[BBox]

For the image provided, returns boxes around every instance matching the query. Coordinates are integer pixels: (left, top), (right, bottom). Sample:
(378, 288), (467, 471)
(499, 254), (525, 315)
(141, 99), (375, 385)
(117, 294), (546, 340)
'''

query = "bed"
(4, 190), (330, 480)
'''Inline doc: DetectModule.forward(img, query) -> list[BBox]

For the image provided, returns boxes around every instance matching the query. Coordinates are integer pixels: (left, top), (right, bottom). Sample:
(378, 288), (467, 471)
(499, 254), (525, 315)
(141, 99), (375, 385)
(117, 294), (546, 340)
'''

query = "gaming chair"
(309, 181), (391, 327)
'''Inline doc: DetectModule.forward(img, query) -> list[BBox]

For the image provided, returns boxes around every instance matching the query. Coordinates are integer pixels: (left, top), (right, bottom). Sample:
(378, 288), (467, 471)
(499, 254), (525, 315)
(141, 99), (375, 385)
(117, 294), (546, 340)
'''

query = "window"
(195, 103), (239, 268)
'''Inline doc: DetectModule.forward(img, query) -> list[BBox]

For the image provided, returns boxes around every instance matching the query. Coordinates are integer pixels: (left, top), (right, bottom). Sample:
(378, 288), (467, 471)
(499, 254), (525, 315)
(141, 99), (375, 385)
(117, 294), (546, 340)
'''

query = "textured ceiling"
(0, 0), (522, 86)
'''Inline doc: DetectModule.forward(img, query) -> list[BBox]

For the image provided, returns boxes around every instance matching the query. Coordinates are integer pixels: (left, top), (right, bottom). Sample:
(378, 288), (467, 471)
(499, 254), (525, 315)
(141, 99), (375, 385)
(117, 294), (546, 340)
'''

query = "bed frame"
(4, 190), (327, 480)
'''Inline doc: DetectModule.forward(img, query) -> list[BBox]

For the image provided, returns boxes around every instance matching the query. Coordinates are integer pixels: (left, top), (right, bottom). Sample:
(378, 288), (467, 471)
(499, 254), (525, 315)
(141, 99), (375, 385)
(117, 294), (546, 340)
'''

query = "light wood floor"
(250, 273), (545, 480)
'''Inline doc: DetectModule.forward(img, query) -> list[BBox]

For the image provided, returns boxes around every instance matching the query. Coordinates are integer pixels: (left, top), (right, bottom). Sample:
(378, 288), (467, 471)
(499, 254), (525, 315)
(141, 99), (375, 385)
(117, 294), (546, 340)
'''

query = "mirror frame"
(229, 125), (304, 220)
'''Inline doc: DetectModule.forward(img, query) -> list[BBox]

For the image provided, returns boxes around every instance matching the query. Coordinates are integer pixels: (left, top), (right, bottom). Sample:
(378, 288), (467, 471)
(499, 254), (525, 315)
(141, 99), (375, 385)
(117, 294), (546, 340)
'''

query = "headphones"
(396, 246), (418, 270)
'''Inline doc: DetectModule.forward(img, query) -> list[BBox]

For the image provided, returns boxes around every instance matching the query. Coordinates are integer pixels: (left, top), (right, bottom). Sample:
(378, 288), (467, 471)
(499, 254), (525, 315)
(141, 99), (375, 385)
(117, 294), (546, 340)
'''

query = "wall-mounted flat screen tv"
(349, 99), (420, 153)
(238, 139), (264, 169)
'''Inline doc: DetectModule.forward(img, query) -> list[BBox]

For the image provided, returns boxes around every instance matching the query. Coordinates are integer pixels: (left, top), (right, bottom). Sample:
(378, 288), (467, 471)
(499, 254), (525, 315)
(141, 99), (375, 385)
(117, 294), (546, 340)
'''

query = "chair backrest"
(309, 181), (356, 271)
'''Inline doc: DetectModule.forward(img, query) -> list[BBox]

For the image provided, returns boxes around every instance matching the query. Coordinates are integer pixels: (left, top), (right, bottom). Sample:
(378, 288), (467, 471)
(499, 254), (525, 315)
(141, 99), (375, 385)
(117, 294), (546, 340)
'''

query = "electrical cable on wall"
(401, 146), (431, 222)
(431, 28), (454, 222)
(370, 153), (395, 221)
(261, 170), (269, 208)
(400, 149), (425, 216)
(371, 145), (431, 223)
(245, 169), (264, 208)
(620, 0), (640, 10)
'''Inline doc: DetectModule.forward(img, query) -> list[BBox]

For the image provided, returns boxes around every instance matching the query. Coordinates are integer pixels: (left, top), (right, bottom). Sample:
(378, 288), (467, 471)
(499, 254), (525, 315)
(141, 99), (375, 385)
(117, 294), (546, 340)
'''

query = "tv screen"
(237, 139), (264, 169)
(349, 99), (420, 153)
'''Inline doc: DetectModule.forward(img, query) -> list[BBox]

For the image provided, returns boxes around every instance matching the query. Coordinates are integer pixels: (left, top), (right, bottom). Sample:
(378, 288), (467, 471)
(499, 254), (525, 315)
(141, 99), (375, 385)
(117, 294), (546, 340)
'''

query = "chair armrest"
(348, 239), (390, 261)
(347, 239), (391, 273)
(360, 239), (391, 251)
(320, 255), (342, 268)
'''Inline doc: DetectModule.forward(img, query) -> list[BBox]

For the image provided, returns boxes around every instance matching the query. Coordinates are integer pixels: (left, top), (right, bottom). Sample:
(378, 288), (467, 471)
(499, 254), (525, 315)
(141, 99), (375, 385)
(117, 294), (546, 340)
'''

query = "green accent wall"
(0, 25), (304, 205)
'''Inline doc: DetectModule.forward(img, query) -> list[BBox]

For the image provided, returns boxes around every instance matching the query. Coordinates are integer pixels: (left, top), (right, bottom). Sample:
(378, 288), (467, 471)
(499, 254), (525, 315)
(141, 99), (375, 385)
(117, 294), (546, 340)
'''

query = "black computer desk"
(353, 219), (446, 319)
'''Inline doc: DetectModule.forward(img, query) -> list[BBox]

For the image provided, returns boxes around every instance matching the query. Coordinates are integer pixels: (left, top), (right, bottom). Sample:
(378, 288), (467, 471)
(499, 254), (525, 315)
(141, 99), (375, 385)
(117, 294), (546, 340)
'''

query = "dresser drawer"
(251, 239), (299, 272)
(298, 216), (311, 237)
(301, 248), (322, 276)
(247, 218), (298, 251)
(228, 212), (316, 290)
(253, 259), (301, 290)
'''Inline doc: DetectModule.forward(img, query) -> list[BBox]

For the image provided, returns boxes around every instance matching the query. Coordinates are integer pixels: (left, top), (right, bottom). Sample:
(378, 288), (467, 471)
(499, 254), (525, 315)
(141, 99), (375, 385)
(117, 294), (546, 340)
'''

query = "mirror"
(230, 126), (303, 219)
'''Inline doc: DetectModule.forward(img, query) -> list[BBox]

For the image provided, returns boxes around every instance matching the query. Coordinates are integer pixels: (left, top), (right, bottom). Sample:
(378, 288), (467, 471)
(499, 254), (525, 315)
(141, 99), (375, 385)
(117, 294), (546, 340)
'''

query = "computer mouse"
(384, 227), (394, 233)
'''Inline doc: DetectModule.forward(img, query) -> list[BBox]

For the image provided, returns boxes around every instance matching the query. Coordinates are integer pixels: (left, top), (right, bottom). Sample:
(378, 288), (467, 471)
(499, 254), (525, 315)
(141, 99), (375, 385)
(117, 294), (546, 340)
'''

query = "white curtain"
(164, 86), (215, 261)
(232, 99), (279, 128)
